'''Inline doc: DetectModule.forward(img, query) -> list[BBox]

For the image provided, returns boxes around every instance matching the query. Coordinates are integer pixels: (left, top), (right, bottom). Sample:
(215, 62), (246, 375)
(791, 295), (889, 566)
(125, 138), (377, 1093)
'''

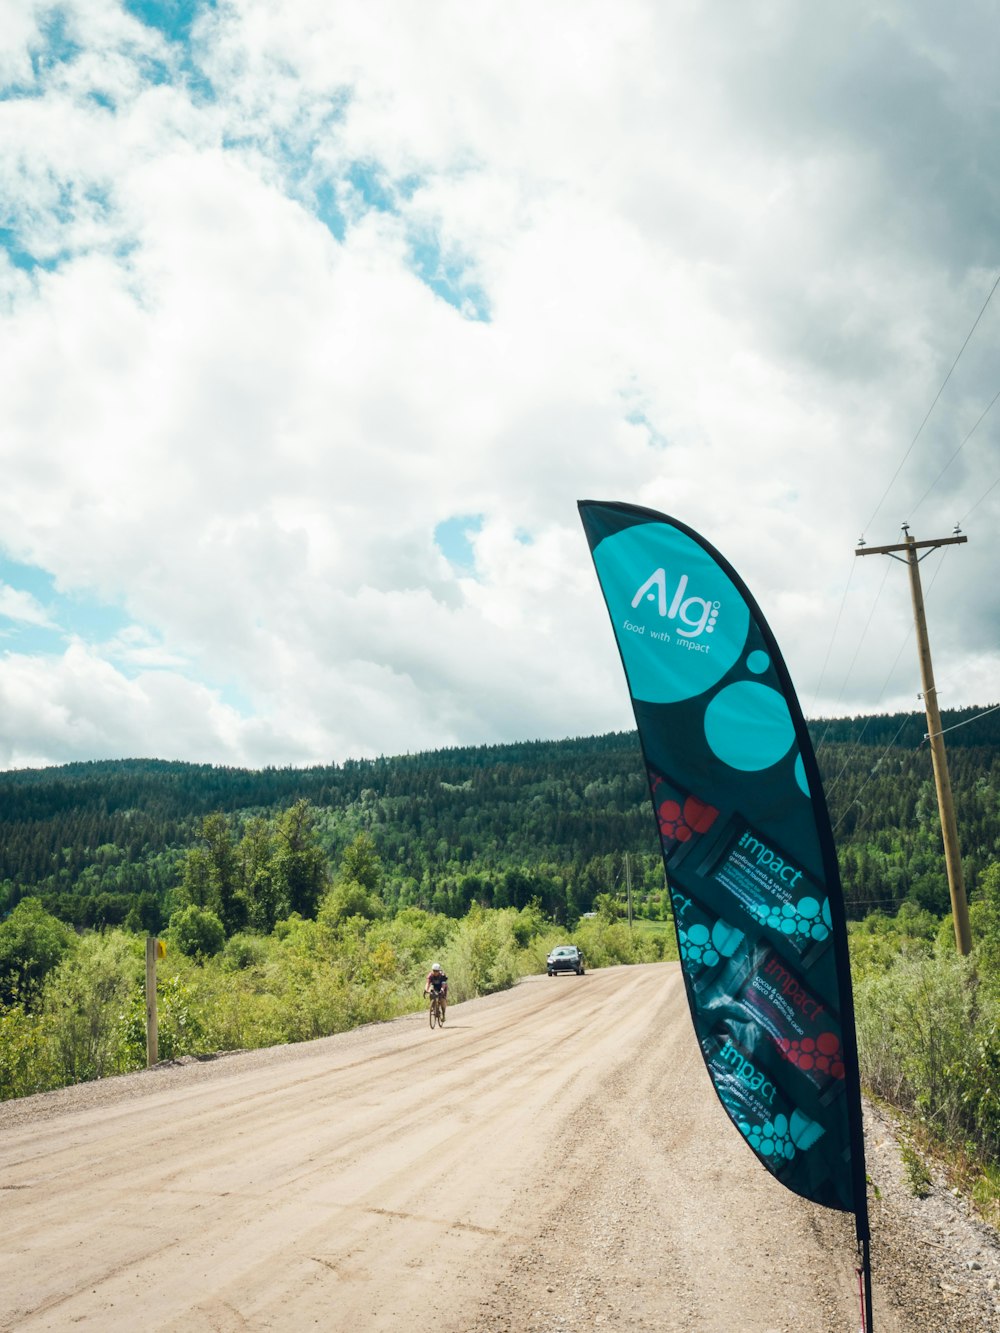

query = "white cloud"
(0, 584), (56, 629)
(0, 0), (998, 770)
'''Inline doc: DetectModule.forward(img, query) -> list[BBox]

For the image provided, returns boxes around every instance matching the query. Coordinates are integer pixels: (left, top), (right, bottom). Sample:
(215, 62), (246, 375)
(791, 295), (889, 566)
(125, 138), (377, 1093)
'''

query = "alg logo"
(630, 568), (721, 638)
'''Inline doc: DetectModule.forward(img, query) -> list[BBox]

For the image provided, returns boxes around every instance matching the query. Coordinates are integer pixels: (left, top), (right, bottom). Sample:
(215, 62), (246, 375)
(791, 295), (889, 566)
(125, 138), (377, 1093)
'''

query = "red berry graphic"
(683, 796), (719, 834)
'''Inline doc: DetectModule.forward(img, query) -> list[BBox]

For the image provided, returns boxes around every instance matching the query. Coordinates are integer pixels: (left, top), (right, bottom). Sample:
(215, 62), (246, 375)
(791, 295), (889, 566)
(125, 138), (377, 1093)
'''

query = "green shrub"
(0, 899), (76, 1007)
(42, 932), (143, 1085)
(0, 1004), (58, 1101)
(444, 906), (522, 1000)
(221, 932), (270, 971)
(169, 905), (226, 959)
(856, 951), (989, 1147)
(572, 917), (662, 968)
(941, 1025), (1000, 1163)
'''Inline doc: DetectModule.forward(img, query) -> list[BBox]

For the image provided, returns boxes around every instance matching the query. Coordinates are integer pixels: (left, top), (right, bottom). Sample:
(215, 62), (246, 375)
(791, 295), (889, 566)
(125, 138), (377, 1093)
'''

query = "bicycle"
(428, 990), (446, 1029)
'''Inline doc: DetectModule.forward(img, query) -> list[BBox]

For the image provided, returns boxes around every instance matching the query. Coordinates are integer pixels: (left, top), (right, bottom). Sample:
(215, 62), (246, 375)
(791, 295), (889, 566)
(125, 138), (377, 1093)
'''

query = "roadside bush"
(112, 954), (211, 1065)
(43, 932), (143, 1084)
(572, 917), (662, 968)
(848, 910), (936, 980)
(0, 1004), (58, 1101)
(855, 950), (988, 1145)
(0, 899), (76, 1007)
(444, 906), (522, 1000)
(169, 905), (226, 959)
(221, 932), (270, 971)
(941, 1024), (1000, 1164)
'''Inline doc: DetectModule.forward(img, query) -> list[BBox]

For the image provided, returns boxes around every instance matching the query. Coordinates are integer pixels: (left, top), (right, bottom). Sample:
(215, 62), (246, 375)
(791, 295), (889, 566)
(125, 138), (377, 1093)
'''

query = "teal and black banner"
(579, 500), (869, 1227)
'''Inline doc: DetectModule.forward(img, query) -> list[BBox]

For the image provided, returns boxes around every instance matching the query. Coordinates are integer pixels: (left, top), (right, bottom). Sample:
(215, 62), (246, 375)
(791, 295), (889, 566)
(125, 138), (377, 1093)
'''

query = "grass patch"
(899, 1139), (932, 1197)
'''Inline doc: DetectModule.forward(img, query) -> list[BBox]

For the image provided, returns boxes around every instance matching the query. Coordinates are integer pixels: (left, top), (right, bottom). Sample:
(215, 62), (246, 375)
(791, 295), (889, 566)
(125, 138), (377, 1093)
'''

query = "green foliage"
(42, 932), (143, 1084)
(119, 970), (206, 1063)
(338, 831), (383, 894)
(319, 882), (384, 928)
(240, 817), (280, 933)
(169, 905), (226, 959)
(572, 916), (670, 968)
(0, 1003), (58, 1100)
(969, 861), (1000, 984)
(856, 952), (972, 1112)
(180, 813), (247, 935)
(3, 711), (998, 933)
(318, 832), (387, 928)
(443, 906), (521, 1000)
(854, 942), (1000, 1170)
(899, 1139), (932, 1197)
(220, 932), (270, 971)
(275, 800), (329, 919)
(847, 907), (936, 978)
(0, 898), (75, 1007)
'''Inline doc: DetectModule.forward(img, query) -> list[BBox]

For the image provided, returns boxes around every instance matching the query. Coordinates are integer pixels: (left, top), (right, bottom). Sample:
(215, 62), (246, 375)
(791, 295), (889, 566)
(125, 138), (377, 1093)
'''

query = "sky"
(1, 0), (998, 771)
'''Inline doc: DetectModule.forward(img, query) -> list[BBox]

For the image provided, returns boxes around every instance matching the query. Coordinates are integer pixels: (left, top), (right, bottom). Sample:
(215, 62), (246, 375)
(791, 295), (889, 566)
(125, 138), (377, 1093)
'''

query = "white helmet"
(431, 962), (442, 971)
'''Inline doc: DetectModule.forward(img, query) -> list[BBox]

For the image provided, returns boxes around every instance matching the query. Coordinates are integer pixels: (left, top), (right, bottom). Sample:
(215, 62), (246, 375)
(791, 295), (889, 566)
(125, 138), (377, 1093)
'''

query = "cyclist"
(424, 963), (448, 1021)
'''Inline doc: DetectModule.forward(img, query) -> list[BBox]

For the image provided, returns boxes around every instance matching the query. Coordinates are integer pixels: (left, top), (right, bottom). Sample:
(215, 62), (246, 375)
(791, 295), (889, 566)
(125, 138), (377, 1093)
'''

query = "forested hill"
(1, 705), (998, 928)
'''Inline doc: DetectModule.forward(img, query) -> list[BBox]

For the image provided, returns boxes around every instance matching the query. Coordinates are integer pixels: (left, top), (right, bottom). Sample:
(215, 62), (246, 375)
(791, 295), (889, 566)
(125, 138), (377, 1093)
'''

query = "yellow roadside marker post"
(145, 937), (166, 1067)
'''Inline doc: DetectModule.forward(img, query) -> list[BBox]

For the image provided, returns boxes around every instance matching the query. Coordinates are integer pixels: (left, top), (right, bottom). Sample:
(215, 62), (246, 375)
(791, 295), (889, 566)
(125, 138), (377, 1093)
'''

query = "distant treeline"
(0, 705), (997, 928)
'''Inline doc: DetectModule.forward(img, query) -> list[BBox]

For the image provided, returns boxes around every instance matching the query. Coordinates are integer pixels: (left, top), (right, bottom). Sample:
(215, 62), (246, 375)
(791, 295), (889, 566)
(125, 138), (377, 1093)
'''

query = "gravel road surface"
(3, 962), (1000, 1331)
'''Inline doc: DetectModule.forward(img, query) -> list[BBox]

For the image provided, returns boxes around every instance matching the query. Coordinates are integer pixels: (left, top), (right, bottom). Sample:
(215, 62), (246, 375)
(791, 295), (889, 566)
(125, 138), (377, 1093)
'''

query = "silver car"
(546, 945), (585, 976)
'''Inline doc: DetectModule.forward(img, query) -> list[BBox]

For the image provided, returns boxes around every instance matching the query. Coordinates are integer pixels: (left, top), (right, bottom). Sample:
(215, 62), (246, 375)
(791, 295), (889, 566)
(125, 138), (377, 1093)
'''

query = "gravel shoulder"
(2, 963), (999, 1331)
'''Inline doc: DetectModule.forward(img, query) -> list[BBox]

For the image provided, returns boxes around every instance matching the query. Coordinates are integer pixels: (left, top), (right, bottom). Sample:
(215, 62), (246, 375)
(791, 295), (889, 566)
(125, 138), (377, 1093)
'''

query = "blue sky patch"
(31, 8), (82, 79)
(313, 180), (347, 243)
(409, 231), (490, 322)
(346, 161), (397, 214)
(123, 0), (218, 103)
(434, 514), (484, 572)
(0, 556), (131, 652)
(123, 0), (214, 47)
(625, 407), (668, 449)
(0, 229), (62, 273)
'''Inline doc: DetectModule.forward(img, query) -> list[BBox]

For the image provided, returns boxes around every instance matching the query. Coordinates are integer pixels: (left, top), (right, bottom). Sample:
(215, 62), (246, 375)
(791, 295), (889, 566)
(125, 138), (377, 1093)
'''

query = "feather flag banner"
(579, 500), (872, 1326)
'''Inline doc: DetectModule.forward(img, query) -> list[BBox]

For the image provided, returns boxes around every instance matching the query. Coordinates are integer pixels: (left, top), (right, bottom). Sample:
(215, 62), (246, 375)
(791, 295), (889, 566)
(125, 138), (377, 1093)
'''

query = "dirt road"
(2, 963), (999, 1331)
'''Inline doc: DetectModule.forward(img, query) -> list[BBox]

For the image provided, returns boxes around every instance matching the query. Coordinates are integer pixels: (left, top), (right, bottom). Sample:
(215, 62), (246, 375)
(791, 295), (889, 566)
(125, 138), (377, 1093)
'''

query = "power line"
(924, 703), (1000, 743)
(828, 547), (950, 812)
(824, 595), (918, 798)
(809, 560), (859, 720)
(910, 382), (1000, 520)
(830, 713), (913, 832)
(960, 474), (1000, 526)
(864, 269), (1000, 533)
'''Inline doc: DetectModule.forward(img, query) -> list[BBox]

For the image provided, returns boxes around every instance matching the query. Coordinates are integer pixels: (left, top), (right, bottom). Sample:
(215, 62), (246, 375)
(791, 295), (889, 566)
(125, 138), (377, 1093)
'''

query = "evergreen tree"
(275, 801), (328, 919)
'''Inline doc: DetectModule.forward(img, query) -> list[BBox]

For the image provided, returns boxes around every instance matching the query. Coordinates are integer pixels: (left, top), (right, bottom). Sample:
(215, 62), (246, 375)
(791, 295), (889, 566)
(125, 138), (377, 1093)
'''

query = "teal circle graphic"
(746, 650), (769, 674)
(703, 681), (796, 771)
(794, 752), (809, 796)
(592, 522), (750, 703)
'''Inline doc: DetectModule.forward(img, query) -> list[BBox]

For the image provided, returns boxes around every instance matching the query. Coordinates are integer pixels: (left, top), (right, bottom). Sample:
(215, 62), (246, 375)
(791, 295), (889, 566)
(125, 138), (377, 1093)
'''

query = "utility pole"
(625, 852), (633, 930)
(855, 525), (971, 954)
